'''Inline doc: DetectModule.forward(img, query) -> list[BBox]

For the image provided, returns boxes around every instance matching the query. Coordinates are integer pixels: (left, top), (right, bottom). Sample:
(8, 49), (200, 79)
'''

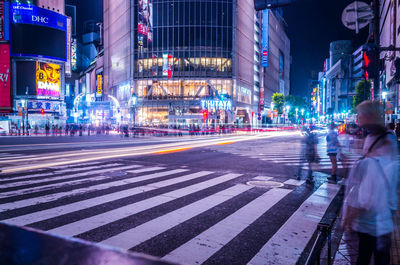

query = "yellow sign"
(97, 74), (102, 95)
(36, 62), (61, 98)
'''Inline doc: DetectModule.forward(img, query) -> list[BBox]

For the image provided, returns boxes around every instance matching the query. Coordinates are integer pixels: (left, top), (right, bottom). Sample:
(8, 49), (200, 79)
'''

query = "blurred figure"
(386, 122), (395, 135)
(326, 123), (340, 183)
(342, 100), (398, 265)
(297, 126), (319, 184)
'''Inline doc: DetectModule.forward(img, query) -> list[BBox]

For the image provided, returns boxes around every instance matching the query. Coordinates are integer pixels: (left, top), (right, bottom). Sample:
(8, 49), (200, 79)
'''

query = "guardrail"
(305, 186), (345, 265)
(0, 222), (179, 265)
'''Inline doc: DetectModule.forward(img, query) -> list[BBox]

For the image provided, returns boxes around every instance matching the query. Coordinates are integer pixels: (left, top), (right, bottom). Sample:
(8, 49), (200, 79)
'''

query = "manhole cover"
(246, 180), (284, 189)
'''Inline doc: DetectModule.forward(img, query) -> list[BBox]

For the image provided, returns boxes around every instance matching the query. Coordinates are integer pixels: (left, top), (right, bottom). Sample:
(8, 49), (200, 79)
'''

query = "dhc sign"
(11, 3), (66, 31)
(32, 15), (49, 24)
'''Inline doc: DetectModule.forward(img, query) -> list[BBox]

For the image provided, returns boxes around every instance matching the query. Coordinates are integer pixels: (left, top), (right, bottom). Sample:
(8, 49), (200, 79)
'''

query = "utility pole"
(372, 0), (380, 99)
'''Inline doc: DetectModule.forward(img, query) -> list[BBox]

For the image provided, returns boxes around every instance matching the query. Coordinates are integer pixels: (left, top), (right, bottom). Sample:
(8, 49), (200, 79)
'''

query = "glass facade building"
(104, 0), (290, 127)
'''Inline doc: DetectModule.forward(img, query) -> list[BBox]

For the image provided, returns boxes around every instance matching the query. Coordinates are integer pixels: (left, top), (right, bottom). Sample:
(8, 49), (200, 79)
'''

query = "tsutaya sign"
(201, 99), (232, 111)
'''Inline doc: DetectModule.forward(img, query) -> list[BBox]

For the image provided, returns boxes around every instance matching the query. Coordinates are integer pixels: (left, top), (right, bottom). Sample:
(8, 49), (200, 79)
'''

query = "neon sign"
(201, 99), (232, 111)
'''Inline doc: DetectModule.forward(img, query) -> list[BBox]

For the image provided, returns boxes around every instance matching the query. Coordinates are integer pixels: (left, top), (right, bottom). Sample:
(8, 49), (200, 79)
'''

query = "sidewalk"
(333, 189), (400, 265)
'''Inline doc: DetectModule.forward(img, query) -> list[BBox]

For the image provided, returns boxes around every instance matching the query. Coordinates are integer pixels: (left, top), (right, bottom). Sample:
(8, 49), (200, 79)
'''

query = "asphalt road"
(0, 132), (355, 264)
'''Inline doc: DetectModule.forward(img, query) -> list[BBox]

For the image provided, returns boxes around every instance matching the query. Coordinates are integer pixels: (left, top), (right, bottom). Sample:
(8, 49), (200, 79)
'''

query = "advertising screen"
(36, 62), (61, 98)
(138, 0), (153, 42)
(11, 3), (67, 61)
(0, 44), (10, 110)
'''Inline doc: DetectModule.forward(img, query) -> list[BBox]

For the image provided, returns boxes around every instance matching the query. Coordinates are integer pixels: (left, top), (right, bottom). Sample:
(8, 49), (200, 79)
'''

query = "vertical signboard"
(65, 17), (72, 76)
(138, 0), (153, 42)
(0, 43), (10, 110)
(0, 1), (4, 41)
(71, 37), (77, 71)
(162, 53), (168, 77)
(262, 9), (269, 68)
(96, 73), (103, 98)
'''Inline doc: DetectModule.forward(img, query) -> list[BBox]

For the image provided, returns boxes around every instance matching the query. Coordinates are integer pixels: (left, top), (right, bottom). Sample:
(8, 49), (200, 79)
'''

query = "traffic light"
(202, 110), (208, 120)
(258, 113), (262, 120)
(254, 0), (292, 11)
(362, 44), (377, 80)
(41, 109), (45, 115)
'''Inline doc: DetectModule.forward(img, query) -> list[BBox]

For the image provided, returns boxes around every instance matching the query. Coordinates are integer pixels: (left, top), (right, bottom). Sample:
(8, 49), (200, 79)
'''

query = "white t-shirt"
(345, 133), (398, 236)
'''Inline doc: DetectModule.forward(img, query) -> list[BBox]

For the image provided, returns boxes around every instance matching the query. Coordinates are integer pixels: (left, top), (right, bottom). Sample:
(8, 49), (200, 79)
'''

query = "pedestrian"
(395, 121), (400, 138)
(386, 122), (395, 135)
(326, 123), (340, 183)
(342, 100), (398, 265)
(297, 126), (319, 184)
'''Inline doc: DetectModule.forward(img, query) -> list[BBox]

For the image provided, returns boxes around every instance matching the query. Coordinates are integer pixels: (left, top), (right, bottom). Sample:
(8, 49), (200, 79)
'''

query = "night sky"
(284, 0), (369, 96)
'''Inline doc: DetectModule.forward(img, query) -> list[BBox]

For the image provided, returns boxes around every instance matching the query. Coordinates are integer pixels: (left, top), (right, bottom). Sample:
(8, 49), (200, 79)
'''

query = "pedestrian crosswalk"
(0, 161), (341, 265)
(223, 137), (362, 171)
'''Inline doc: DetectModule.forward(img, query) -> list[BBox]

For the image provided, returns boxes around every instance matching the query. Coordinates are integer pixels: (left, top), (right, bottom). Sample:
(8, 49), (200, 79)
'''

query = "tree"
(272, 93), (285, 114)
(284, 95), (307, 117)
(352, 80), (371, 111)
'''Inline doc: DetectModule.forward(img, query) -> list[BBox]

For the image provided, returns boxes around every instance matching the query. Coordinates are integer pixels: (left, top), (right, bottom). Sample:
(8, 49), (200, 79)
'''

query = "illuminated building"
(3, 0), (69, 129)
(103, 0), (290, 127)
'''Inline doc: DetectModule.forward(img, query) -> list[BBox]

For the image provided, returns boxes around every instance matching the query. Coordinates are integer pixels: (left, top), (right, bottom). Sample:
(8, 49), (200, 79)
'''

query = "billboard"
(138, 0), (153, 42)
(10, 3), (67, 61)
(0, 44), (10, 110)
(36, 62), (61, 98)
(262, 10), (269, 68)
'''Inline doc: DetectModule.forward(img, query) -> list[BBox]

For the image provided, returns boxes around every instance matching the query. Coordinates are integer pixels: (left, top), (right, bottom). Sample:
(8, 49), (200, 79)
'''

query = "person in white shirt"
(342, 100), (398, 265)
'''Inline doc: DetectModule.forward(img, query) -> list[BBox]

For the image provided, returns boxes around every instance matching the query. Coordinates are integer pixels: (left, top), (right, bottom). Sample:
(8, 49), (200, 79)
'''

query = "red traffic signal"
(362, 44), (377, 80)
(41, 109), (45, 115)
(202, 110), (208, 120)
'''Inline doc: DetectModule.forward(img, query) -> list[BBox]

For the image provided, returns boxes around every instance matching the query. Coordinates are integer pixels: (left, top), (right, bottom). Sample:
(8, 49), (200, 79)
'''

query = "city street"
(0, 132), (360, 264)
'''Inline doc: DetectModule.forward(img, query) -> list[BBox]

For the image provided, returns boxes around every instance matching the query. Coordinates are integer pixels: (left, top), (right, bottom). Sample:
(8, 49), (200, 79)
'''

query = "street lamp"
(382, 91), (387, 123)
(285, 105), (290, 124)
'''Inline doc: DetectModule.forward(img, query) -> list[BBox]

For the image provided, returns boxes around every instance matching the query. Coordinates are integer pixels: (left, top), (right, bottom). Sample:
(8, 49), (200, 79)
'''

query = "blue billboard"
(11, 4), (67, 31)
(262, 10), (269, 68)
(10, 3), (67, 61)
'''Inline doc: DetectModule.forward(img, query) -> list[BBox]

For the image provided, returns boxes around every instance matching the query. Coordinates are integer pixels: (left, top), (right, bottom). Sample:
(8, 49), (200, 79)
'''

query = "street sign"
(342, 1), (373, 34)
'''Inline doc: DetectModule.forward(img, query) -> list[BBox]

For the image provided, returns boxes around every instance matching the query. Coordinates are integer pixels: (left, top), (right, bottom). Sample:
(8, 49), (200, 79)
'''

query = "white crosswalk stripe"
(0, 162), (343, 265)
(248, 183), (340, 265)
(163, 188), (292, 265)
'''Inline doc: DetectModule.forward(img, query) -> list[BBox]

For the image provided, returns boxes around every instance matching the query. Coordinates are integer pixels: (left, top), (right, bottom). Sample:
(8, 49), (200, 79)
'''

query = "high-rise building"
(103, 0), (290, 127)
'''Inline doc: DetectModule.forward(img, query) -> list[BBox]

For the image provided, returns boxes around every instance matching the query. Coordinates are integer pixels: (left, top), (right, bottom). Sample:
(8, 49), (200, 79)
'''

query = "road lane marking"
(101, 184), (253, 249)
(0, 167), (167, 212)
(47, 173), (241, 237)
(283, 179), (305, 186)
(0, 165), (143, 198)
(163, 188), (292, 265)
(2, 169), (199, 225)
(0, 135), (276, 173)
(248, 183), (340, 265)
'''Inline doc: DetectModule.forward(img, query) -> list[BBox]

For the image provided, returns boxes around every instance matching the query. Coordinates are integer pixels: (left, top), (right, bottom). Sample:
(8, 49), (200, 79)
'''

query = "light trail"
(0, 131), (297, 174)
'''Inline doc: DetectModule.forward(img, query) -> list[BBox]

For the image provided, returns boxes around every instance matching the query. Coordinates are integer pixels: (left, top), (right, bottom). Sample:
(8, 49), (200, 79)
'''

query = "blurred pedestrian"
(326, 123), (340, 183)
(386, 122), (395, 135)
(297, 126), (319, 184)
(342, 100), (398, 265)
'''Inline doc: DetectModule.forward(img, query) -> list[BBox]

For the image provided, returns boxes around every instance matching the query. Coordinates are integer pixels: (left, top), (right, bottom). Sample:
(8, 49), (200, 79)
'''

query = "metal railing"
(306, 186), (345, 265)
